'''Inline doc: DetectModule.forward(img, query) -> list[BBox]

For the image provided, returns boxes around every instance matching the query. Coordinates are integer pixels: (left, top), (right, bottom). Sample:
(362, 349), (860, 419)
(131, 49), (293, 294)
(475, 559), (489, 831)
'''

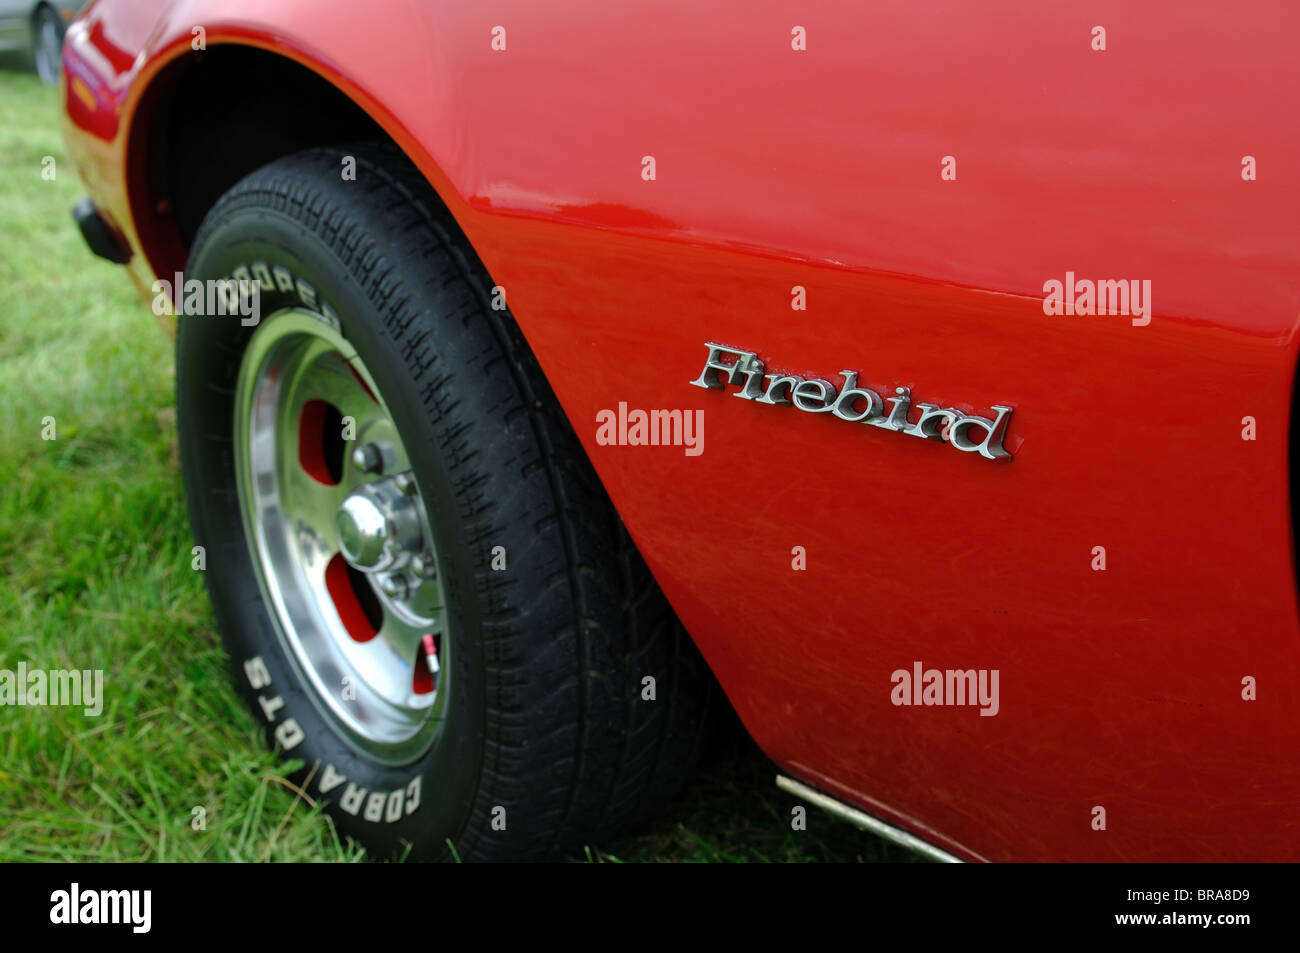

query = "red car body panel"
(61, 0), (1300, 861)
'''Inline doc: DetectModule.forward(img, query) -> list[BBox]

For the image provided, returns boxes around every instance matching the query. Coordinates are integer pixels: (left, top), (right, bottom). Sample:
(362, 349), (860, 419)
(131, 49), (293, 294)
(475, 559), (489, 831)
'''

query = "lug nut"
(380, 575), (410, 600)
(411, 553), (437, 579)
(352, 443), (384, 474)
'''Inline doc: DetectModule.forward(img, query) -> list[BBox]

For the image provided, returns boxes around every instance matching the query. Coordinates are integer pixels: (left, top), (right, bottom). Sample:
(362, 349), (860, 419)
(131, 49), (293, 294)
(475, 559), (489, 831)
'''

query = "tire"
(176, 141), (718, 860)
(32, 6), (63, 87)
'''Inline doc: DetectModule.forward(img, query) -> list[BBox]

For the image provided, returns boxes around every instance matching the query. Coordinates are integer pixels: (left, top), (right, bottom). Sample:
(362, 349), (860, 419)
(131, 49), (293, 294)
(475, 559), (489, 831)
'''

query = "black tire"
(177, 141), (719, 860)
(32, 6), (63, 87)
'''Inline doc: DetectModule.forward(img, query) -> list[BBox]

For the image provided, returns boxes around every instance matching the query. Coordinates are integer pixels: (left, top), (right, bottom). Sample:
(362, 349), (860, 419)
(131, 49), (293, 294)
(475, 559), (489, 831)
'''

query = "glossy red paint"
(61, 0), (1300, 861)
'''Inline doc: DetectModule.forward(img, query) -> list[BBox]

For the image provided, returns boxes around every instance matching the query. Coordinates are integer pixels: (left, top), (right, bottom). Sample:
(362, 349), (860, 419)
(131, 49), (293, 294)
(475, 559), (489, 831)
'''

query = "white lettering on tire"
(340, 783), (367, 816)
(244, 656), (271, 690)
(252, 262), (274, 293)
(258, 694), (285, 720)
(275, 718), (304, 751)
(385, 789), (404, 823)
(319, 763), (347, 794)
(243, 655), (422, 824)
(232, 261), (339, 330)
(405, 777), (421, 815)
(243, 656), (305, 752)
(313, 765), (423, 825)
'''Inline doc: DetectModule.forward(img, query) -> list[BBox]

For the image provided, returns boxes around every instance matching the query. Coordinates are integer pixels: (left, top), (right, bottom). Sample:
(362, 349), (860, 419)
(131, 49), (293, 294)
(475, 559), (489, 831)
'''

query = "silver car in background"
(0, 1), (86, 85)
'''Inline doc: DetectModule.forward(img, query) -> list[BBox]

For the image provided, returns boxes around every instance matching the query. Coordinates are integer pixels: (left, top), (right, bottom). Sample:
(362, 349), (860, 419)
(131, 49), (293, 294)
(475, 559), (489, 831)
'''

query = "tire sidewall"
(33, 9), (64, 87)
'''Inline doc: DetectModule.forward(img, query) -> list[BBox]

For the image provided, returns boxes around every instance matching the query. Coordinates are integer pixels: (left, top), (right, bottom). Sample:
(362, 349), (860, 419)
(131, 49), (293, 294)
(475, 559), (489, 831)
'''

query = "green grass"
(0, 68), (908, 862)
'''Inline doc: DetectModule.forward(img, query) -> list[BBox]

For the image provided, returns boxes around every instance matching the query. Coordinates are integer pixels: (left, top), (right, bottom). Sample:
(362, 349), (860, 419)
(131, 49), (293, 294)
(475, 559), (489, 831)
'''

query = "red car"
(60, 1), (1300, 862)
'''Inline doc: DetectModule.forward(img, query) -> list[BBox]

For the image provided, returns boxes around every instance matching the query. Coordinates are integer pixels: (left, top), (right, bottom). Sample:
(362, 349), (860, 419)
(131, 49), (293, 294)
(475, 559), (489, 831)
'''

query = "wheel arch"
(122, 40), (464, 282)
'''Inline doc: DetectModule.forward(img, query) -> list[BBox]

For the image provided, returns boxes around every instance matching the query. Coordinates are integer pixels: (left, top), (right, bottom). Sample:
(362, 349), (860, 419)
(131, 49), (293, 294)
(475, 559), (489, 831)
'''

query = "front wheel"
(32, 6), (63, 87)
(176, 142), (718, 860)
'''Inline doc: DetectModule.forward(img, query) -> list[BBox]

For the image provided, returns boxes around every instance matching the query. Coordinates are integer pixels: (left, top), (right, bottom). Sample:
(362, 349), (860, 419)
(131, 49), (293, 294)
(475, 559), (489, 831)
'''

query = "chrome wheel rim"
(234, 309), (447, 764)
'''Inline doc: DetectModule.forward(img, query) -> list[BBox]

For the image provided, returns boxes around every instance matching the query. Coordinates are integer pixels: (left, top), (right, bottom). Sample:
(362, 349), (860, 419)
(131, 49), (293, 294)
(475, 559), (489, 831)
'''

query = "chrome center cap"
(335, 475), (422, 573)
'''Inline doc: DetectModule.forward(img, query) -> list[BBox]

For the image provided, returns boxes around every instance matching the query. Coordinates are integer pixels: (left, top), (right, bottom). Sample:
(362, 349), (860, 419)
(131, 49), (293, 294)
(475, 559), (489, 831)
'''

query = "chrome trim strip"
(775, 775), (964, 864)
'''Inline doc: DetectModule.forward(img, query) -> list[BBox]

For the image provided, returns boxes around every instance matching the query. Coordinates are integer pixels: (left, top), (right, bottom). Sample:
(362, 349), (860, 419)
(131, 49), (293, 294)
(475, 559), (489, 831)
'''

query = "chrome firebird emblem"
(689, 343), (1014, 461)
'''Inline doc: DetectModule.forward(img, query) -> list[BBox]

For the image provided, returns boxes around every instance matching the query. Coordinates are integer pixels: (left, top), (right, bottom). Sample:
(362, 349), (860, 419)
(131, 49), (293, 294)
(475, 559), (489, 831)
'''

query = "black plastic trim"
(71, 197), (131, 265)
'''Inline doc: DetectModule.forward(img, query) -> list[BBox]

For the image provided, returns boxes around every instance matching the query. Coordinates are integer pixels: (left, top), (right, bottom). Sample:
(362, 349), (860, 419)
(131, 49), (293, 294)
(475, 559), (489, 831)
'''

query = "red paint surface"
(297, 400), (337, 487)
(62, 0), (1300, 861)
(324, 554), (378, 645)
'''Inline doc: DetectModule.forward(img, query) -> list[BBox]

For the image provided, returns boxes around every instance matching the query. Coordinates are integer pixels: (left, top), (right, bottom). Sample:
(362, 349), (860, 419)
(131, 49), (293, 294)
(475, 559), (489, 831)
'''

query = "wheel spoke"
(280, 447), (344, 552)
(404, 573), (445, 621)
(376, 611), (427, 673)
(369, 611), (437, 706)
(299, 353), (387, 440)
